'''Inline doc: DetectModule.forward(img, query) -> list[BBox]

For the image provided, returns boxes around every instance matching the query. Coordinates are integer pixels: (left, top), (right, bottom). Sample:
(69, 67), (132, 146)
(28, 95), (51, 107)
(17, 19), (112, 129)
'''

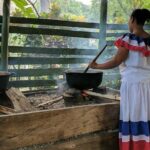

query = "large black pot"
(0, 71), (15, 90)
(65, 70), (103, 90)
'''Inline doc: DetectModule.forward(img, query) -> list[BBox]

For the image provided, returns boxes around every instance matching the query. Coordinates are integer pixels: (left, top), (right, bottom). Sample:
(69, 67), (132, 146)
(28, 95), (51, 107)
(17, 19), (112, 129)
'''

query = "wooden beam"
(107, 24), (128, 30)
(8, 67), (120, 78)
(8, 57), (92, 65)
(106, 33), (127, 37)
(8, 46), (98, 55)
(1, 0), (10, 71)
(0, 16), (99, 28)
(9, 26), (99, 39)
(99, 0), (108, 49)
(9, 80), (58, 88)
(8, 68), (66, 77)
(0, 103), (119, 149)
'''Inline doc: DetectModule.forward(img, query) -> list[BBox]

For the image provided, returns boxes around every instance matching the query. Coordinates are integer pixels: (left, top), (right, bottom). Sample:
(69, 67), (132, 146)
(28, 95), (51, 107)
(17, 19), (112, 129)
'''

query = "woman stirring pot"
(90, 9), (150, 150)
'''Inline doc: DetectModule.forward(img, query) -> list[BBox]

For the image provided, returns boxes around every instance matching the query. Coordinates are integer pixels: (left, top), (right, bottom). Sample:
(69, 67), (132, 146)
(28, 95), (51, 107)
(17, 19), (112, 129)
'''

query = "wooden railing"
(0, 16), (150, 90)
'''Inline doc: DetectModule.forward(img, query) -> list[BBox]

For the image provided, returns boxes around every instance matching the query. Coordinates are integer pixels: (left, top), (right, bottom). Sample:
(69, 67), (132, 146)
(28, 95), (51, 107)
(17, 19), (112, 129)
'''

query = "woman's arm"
(89, 47), (129, 69)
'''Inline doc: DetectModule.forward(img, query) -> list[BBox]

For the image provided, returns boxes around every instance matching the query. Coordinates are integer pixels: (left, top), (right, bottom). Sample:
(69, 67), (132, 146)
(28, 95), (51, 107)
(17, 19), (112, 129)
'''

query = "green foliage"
(9, 34), (26, 46)
(12, 0), (36, 17)
(24, 35), (44, 47)
(143, 0), (150, 8)
(108, 0), (150, 23)
(50, 0), (89, 17)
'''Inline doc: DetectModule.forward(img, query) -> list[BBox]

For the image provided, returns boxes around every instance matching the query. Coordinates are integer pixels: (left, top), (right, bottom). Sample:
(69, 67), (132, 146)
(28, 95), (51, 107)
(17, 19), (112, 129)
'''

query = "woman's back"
(115, 33), (150, 82)
(124, 33), (150, 69)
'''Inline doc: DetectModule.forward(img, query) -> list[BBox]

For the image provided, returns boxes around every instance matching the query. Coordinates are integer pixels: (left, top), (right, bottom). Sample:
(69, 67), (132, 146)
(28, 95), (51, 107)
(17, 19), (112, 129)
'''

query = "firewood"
(83, 90), (120, 101)
(5, 87), (33, 112)
(0, 105), (15, 114)
(37, 96), (63, 107)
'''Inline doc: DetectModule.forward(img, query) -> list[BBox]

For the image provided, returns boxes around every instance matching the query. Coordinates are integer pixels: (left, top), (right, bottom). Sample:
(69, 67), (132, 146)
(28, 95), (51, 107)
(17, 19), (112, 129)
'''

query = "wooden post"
(99, 0), (108, 50)
(1, 0), (10, 71)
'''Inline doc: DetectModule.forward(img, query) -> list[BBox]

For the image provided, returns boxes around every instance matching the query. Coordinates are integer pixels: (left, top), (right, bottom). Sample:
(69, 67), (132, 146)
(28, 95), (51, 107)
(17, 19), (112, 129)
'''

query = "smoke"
(56, 80), (69, 95)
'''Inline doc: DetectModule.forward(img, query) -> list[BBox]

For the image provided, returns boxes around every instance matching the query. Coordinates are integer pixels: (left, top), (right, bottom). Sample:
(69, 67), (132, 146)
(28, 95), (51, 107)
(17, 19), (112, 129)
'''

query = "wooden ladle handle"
(83, 44), (107, 73)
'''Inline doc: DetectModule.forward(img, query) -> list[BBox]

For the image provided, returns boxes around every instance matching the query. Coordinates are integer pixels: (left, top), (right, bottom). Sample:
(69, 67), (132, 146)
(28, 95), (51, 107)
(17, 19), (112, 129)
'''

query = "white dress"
(114, 33), (150, 150)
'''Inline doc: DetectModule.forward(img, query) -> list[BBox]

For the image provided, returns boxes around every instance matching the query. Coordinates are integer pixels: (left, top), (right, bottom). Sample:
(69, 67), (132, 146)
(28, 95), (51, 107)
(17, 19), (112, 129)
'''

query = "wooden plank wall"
(0, 16), (149, 90)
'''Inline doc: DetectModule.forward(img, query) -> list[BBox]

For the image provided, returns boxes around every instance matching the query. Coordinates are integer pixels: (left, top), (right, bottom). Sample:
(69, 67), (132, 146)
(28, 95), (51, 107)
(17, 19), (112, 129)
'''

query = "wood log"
(5, 87), (33, 112)
(0, 105), (15, 114)
(37, 96), (63, 107)
(84, 90), (120, 101)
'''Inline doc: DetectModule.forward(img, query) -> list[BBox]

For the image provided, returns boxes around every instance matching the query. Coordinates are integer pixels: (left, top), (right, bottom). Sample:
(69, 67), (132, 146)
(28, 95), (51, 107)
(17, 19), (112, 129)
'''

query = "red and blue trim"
(119, 120), (150, 150)
(119, 120), (150, 136)
(119, 140), (150, 150)
(114, 33), (150, 57)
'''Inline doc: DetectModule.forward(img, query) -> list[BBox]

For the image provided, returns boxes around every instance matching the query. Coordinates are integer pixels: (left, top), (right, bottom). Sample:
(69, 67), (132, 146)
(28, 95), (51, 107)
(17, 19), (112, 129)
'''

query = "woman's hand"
(89, 61), (99, 69)
(89, 46), (129, 70)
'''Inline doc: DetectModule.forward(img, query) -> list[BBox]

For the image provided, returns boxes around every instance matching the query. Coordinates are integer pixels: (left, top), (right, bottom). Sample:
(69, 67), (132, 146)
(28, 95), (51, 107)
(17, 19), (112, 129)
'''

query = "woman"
(90, 9), (150, 150)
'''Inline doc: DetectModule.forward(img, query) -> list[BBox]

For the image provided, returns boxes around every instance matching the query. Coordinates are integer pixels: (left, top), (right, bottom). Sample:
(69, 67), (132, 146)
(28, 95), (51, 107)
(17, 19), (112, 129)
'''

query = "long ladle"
(84, 44), (107, 73)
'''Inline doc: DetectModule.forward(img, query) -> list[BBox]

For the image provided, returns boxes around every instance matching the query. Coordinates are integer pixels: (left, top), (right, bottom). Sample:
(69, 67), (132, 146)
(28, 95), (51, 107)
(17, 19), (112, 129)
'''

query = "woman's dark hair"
(131, 9), (150, 25)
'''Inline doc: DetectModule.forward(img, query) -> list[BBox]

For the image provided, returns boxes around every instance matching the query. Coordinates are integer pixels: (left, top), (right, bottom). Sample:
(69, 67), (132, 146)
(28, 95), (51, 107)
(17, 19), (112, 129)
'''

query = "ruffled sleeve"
(114, 33), (150, 57)
(114, 33), (130, 49)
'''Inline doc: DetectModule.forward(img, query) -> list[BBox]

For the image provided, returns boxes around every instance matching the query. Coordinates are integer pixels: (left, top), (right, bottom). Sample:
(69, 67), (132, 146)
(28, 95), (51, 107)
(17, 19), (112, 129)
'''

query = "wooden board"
(8, 57), (91, 65)
(9, 80), (57, 88)
(106, 32), (126, 37)
(9, 26), (99, 39)
(5, 88), (33, 111)
(0, 103), (119, 150)
(84, 90), (120, 101)
(8, 68), (65, 77)
(8, 46), (98, 55)
(0, 16), (99, 28)
(17, 130), (118, 150)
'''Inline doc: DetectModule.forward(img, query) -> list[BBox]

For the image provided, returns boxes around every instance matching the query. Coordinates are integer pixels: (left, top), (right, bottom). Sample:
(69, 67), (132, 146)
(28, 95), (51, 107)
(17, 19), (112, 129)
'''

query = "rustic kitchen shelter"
(0, 0), (149, 150)
(0, 0), (117, 90)
(0, 0), (149, 90)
